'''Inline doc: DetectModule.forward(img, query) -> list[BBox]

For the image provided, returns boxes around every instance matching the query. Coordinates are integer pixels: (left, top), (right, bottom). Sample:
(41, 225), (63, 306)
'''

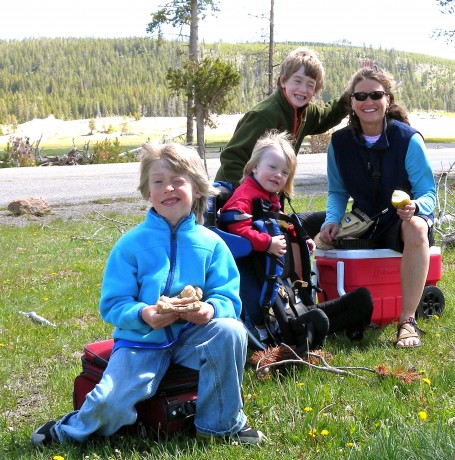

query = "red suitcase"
(73, 339), (199, 436)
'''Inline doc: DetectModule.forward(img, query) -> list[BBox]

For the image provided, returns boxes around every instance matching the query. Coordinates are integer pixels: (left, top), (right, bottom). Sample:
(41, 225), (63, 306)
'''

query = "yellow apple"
(391, 190), (411, 209)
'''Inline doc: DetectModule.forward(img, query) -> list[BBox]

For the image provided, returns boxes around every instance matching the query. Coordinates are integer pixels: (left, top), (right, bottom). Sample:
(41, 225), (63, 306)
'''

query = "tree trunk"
(195, 103), (206, 167)
(189, 0), (206, 162)
(186, 98), (194, 145)
(268, 0), (275, 95)
(186, 0), (200, 146)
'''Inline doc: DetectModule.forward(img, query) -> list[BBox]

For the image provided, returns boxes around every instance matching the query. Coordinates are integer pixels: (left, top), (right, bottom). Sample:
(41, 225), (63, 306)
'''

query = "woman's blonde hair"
(278, 47), (325, 94)
(138, 143), (216, 224)
(242, 130), (297, 196)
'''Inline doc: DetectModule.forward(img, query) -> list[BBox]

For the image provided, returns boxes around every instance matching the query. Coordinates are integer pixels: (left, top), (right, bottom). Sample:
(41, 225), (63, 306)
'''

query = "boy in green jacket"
(215, 47), (348, 187)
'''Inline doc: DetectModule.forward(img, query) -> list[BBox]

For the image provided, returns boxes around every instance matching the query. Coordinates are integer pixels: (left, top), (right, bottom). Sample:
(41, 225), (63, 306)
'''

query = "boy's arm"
(215, 112), (273, 186)
(323, 141), (350, 227)
(300, 94), (349, 137)
(99, 246), (153, 330)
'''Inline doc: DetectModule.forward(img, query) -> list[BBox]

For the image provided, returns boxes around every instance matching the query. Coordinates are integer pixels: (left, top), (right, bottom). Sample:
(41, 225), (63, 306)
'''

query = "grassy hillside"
(0, 38), (454, 126)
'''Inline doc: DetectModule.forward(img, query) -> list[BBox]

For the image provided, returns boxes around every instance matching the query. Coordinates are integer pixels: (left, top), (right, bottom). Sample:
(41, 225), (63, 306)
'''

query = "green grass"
(1, 197), (454, 460)
(425, 137), (455, 144)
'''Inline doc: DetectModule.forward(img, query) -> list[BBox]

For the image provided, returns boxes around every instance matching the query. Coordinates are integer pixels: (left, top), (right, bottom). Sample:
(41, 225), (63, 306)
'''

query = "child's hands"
(141, 304), (180, 329)
(179, 301), (214, 324)
(269, 234), (287, 257)
(306, 238), (315, 254)
(141, 301), (215, 328)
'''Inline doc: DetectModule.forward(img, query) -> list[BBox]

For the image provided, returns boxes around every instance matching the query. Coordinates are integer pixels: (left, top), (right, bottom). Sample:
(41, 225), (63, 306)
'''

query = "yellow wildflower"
(320, 429), (329, 436)
(418, 411), (427, 421)
(304, 406), (313, 412)
(422, 377), (431, 386)
(308, 428), (317, 438)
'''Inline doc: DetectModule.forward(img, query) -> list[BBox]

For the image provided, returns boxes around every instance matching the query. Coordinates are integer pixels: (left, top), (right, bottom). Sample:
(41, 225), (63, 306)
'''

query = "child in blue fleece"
(32, 143), (264, 447)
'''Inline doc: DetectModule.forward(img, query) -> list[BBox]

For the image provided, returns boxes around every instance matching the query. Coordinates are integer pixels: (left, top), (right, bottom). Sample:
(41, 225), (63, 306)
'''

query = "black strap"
(260, 219), (281, 311)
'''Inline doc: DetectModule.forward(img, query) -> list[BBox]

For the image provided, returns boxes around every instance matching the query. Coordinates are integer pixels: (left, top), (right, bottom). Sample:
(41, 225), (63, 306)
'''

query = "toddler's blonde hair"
(242, 130), (297, 196)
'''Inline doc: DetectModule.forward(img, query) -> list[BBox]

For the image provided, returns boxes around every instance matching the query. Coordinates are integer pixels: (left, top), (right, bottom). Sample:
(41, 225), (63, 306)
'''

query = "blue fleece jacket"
(99, 208), (241, 348)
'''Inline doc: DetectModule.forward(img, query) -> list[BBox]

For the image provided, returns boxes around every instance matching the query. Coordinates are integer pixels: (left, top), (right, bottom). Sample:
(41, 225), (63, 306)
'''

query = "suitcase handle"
(166, 400), (196, 419)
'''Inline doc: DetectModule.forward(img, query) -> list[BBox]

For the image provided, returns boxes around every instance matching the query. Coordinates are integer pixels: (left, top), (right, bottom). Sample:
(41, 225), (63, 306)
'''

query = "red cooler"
(314, 247), (442, 325)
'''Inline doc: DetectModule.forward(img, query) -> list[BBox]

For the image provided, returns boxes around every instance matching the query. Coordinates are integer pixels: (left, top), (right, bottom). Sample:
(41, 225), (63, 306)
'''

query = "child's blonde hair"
(278, 47), (325, 94)
(242, 130), (297, 196)
(138, 143), (216, 224)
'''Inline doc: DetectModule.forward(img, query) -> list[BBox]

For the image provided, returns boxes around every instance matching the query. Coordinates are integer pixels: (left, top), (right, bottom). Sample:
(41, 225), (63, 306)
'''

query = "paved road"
(1, 147), (454, 207)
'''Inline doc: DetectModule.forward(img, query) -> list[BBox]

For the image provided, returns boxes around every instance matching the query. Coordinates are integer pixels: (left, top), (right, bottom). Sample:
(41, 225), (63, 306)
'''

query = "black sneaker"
(231, 422), (266, 444)
(31, 420), (58, 447)
(197, 421), (265, 445)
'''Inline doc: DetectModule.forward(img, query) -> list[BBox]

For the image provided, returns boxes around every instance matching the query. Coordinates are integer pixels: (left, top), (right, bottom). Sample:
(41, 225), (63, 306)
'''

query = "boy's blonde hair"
(138, 143), (216, 224)
(278, 47), (325, 94)
(242, 130), (297, 196)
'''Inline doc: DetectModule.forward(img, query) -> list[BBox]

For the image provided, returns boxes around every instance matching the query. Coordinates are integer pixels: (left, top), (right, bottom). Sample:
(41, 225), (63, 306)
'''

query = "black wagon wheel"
(416, 285), (445, 319)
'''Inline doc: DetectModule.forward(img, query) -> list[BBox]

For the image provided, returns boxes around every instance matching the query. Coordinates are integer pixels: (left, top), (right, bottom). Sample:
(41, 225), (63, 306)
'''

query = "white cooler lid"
(314, 246), (440, 259)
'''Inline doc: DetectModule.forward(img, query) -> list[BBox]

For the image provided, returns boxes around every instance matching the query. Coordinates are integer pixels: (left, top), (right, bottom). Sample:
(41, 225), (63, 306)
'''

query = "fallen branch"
(68, 211), (134, 242)
(254, 343), (376, 380)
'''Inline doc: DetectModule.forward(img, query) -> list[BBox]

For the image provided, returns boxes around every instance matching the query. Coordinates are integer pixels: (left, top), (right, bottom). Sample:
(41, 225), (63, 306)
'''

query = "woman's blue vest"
(331, 119), (419, 230)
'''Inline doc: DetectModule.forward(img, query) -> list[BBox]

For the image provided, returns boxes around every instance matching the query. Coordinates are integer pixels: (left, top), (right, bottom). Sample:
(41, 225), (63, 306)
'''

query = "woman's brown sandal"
(396, 317), (425, 348)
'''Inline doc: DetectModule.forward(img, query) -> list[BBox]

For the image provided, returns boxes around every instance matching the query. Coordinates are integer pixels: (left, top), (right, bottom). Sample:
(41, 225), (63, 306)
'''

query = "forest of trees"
(0, 37), (454, 124)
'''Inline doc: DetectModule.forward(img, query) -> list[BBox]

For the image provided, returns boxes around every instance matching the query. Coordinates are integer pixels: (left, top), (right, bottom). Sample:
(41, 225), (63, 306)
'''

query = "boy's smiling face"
(280, 65), (316, 108)
(148, 159), (200, 226)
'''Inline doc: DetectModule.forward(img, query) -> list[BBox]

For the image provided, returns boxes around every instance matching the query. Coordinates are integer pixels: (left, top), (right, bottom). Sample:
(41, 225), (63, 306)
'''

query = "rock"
(7, 198), (51, 216)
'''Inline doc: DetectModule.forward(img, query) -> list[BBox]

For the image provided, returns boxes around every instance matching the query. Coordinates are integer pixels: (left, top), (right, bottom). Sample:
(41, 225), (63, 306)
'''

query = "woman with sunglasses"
(318, 66), (436, 348)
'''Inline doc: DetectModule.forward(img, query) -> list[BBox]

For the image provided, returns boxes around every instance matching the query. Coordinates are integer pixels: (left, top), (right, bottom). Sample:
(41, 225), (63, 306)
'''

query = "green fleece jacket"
(215, 89), (348, 186)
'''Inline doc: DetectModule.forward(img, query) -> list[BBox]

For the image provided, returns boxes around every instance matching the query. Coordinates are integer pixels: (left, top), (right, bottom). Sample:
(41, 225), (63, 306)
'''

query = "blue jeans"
(54, 318), (248, 443)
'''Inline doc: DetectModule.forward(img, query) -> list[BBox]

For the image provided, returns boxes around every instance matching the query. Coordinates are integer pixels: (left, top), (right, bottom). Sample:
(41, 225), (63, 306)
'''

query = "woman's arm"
(405, 134), (436, 216)
(322, 141), (350, 228)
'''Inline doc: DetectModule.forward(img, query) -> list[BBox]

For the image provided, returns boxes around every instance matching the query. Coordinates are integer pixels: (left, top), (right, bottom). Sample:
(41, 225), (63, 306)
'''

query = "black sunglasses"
(351, 91), (387, 101)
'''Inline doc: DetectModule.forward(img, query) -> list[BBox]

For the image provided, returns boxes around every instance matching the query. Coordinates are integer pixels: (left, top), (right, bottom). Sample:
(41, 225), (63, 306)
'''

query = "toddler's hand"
(306, 238), (315, 254)
(269, 234), (287, 257)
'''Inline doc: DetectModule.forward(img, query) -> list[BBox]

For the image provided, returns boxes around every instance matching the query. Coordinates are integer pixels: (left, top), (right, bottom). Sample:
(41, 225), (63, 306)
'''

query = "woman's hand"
(397, 201), (417, 221)
(319, 223), (340, 244)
